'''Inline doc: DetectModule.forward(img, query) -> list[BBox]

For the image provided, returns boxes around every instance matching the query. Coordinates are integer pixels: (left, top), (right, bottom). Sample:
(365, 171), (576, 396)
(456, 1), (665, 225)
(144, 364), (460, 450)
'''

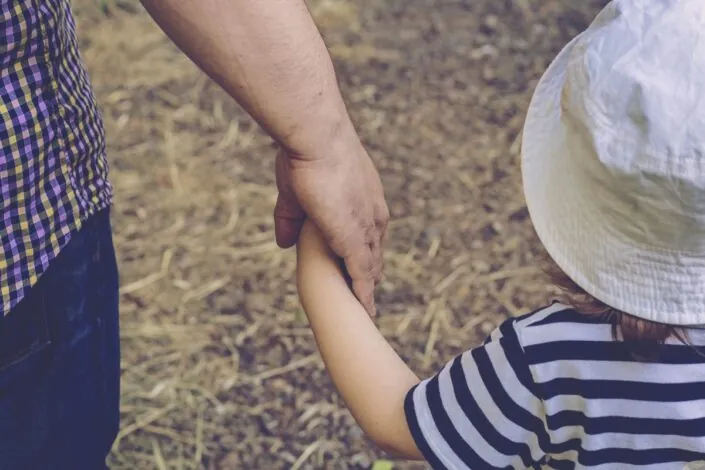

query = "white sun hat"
(521, 0), (705, 325)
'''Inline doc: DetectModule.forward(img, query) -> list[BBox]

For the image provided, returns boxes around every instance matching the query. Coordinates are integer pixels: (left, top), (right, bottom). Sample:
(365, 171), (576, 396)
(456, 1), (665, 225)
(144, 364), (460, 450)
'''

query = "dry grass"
(70, 0), (607, 468)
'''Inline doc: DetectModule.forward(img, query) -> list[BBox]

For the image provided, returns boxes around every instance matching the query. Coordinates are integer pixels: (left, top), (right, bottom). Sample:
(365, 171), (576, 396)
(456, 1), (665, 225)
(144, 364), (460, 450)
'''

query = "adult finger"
(376, 201), (391, 245)
(352, 272), (376, 317)
(371, 241), (383, 286)
(372, 205), (390, 283)
(344, 242), (377, 316)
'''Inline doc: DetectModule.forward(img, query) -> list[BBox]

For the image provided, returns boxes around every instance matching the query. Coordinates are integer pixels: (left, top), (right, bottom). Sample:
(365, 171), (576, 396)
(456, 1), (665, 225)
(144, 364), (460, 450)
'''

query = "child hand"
(297, 220), (354, 290)
(298, 219), (332, 259)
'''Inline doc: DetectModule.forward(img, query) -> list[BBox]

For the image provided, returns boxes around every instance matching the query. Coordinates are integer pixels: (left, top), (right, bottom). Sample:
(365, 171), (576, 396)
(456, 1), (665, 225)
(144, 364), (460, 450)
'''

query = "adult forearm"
(140, 0), (357, 157)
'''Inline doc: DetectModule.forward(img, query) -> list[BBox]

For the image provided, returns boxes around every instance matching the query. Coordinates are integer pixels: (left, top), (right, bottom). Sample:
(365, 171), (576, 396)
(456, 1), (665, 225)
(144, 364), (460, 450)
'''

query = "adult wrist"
(282, 102), (362, 161)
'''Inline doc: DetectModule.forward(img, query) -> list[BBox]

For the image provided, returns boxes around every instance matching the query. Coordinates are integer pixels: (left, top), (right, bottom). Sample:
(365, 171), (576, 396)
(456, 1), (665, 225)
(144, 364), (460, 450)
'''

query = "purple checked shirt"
(0, 0), (112, 315)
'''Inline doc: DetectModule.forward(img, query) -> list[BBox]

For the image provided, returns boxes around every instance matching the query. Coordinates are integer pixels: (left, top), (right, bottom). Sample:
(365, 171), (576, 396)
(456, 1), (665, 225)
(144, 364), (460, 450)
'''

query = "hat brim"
(521, 36), (705, 325)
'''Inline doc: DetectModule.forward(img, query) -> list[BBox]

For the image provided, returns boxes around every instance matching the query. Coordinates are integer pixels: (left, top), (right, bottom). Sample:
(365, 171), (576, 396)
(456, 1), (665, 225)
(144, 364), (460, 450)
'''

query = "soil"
(71, 0), (608, 468)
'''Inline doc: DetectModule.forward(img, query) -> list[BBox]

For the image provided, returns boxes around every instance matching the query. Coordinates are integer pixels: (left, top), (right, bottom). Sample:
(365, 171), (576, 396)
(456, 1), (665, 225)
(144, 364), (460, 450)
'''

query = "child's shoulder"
(486, 301), (613, 349)
(513, 301), (607, 329)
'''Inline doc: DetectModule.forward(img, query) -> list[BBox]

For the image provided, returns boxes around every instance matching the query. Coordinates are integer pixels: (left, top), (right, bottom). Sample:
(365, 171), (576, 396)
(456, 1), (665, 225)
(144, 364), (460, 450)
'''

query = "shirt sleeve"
(404, 318), (550, 469)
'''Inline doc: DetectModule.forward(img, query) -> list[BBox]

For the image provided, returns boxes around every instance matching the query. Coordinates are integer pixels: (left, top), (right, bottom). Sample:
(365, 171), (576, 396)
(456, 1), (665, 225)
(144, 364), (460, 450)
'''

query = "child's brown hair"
(541, 254), (689, 360)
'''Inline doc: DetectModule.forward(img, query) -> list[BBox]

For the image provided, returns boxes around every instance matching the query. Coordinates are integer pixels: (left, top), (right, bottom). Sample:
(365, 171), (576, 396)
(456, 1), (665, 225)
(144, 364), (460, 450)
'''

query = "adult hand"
(274, 139), (389, 317)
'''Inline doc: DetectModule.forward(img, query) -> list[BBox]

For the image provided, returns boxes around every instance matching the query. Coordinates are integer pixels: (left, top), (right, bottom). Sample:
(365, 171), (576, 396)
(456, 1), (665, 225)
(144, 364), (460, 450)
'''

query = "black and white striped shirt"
(404, 303), (705, 469)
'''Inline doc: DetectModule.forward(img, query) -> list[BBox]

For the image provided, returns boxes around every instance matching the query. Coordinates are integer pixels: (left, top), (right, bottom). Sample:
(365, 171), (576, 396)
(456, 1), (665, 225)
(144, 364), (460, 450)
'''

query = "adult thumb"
(274, 192), (305, 248)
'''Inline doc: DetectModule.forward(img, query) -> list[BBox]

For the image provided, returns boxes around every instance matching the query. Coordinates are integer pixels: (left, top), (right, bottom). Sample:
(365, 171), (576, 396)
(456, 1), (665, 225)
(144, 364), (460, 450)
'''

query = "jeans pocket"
(0, 286), (51, 391)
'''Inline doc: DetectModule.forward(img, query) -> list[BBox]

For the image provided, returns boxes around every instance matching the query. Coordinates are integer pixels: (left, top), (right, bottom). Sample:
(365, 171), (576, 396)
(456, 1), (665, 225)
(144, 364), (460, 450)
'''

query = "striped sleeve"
(404, 319), (550, 469)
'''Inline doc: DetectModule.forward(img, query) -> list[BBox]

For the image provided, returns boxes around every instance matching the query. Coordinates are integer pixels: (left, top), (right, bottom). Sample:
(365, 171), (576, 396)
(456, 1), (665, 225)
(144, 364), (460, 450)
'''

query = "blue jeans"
(0, 210), (120, 470)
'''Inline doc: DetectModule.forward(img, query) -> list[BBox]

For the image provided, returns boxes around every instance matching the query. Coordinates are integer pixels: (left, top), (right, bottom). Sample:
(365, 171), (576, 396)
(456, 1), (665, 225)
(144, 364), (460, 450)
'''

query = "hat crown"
(521, 0), (705, 323)
(562, 0), (705, 250)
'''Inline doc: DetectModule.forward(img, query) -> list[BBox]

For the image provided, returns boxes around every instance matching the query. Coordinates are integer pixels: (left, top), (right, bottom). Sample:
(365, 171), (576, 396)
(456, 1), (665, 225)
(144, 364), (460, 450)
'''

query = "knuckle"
(362, 219), (376, 237)
(375, 208), (390, 230)
(327, 229), (354, 257)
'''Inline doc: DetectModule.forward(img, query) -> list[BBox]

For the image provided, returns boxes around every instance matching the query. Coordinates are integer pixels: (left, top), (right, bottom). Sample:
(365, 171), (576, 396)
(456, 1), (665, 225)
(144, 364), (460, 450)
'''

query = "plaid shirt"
(1, 0), (112, 316)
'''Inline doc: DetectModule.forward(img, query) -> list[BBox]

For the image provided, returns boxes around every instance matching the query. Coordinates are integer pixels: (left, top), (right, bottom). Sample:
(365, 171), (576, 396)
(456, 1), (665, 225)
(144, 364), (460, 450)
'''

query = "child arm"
(296, 221), (423, 459)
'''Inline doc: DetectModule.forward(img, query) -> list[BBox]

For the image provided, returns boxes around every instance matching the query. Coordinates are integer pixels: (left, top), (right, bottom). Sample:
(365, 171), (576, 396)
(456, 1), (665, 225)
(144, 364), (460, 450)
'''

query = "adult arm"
(140, 0), (389, 314)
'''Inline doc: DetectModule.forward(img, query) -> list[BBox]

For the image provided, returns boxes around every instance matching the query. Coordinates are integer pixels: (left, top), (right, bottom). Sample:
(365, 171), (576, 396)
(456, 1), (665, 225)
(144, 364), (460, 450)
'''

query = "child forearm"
(296, 223), (422, 459)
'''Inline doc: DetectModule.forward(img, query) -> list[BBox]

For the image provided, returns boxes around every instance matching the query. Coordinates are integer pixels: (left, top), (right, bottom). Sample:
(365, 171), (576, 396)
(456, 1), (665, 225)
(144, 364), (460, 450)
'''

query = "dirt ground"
(70, 0), (607, 468)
